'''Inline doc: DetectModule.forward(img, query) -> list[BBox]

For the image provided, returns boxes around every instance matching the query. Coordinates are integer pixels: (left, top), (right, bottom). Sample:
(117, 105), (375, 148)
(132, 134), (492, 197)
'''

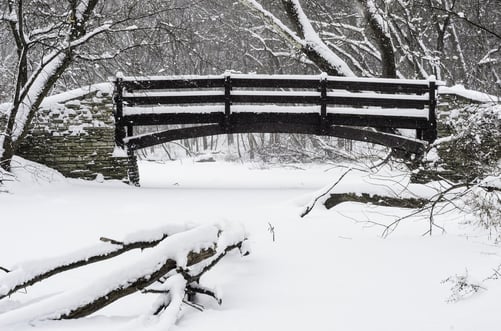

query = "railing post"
(114, 72), (126, 148)
(423, 75), (437, 143)
(320, 72), (328, 134)
(224, 71), (232, 131)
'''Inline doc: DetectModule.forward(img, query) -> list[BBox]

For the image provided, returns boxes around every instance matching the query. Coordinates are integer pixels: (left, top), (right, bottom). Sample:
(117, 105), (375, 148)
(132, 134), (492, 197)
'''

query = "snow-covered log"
(0, 224), (189, 300)
(324, 192), (427, 209)
(0, 223), (248, 326)
(299, 166), (449, 218)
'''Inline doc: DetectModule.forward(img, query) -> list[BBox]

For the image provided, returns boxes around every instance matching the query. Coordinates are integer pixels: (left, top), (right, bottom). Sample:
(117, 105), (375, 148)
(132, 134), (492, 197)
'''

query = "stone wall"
(412, 94), (500, 183)
(0, 83), (138, 184)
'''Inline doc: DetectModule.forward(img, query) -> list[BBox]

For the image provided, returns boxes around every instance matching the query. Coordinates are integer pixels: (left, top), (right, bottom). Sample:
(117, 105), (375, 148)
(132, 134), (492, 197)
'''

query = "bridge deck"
(114, 73), (443, 155)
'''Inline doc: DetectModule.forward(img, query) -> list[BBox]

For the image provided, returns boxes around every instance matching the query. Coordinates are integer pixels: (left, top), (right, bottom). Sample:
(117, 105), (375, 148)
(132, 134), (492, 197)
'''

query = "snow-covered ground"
(1, 158), (501, 330)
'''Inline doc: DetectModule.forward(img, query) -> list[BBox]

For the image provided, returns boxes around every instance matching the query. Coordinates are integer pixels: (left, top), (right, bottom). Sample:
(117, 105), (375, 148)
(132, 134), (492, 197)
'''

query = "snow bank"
(7, 156), (66, 185)
(439, 85), (500, 103)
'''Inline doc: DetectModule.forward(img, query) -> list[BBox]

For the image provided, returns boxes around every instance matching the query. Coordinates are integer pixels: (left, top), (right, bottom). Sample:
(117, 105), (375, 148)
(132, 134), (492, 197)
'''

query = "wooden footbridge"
(114, 73), (442, 155)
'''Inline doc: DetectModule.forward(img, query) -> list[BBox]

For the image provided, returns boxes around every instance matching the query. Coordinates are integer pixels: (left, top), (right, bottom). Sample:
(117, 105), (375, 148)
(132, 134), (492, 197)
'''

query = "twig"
(0, 266), (10, 273)
(180, 242), (243, 283)
(268, 222), (276, 242)
(182, 299), (204, 312)
(141, 289), (170, 294)
(187, 284), (222, 305)
(99, 237), (124, 246)
(301, 168), (353, 218)
(369, 150), (392, 170)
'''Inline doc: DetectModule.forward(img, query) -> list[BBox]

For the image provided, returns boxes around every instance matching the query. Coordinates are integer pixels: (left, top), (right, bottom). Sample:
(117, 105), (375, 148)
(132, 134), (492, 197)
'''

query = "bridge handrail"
(113, 73), (444, 150)
(117, 74), (442, 111)
(118, 73), (443, 94)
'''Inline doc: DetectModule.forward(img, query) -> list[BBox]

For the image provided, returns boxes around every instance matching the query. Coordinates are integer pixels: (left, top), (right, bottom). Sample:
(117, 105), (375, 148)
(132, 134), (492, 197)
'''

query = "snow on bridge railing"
(113, 72), (444, 152)
(115, 73), (443, 113)
(117, 72), (443, 93)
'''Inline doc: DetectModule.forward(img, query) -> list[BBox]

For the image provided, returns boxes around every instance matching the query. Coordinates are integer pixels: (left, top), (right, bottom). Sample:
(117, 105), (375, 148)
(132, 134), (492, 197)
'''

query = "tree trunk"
(356, 0), (397, 78)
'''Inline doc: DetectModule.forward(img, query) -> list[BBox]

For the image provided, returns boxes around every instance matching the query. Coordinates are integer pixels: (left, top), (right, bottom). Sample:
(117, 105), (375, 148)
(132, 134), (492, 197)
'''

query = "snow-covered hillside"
(1, 158), (500, 331)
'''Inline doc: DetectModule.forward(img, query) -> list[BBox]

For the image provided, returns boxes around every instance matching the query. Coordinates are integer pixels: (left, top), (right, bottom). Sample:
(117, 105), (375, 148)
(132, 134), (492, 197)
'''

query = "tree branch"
(301, 167), (353, 217)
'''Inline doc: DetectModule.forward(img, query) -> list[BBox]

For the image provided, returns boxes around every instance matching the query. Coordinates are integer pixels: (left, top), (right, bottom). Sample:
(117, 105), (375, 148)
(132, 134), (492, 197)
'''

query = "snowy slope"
(1, 158), (500, 331)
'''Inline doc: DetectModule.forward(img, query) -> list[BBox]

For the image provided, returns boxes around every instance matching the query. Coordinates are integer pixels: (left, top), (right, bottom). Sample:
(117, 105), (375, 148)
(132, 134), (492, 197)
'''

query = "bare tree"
(0, 0), (181, 171)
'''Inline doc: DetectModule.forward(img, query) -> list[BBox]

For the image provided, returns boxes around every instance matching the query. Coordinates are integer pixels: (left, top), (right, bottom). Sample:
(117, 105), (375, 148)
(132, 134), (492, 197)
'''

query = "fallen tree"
(0, 223), (248, 328)
(0, 224), (189, 300)
(324, 192), (427, 209)
(300, 163), (500, 238)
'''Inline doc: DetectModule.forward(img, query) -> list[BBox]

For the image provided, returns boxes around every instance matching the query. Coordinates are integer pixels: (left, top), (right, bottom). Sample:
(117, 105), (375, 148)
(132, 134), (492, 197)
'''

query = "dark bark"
(356, 0), (397, 78)
(324, 192), (428, 209)
(59, 241), (245, 319)
(59, 247), (217, 319)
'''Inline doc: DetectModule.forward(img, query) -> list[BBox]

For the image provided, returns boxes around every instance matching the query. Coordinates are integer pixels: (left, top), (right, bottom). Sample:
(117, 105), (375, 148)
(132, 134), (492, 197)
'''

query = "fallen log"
(59, 229), (245, 320)
(324, 192), (428, 209)
(0, 223), (247, 327)
(60, 246), (216, 319)
(0, 224), (188, 300)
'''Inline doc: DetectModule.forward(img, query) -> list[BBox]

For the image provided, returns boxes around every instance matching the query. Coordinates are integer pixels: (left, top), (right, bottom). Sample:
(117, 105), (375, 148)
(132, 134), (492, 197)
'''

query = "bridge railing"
(114, 73), (443, 153)
(118, 74), (434, 106)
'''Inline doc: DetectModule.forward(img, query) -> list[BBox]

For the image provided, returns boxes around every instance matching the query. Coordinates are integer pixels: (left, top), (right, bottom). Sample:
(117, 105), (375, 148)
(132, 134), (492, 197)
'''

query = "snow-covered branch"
(239, 0), (304, 52)
(239, 0), (355, 76)
(478, 47), (501, 66)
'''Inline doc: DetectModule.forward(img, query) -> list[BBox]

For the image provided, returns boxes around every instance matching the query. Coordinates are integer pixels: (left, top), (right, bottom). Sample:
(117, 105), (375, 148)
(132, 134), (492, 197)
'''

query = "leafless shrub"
(442, 270), (486, 303)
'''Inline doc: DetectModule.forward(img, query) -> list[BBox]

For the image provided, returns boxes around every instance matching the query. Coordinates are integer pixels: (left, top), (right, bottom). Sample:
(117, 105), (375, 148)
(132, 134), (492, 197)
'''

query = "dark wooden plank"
(120, 76), (434, 94)
(325, 95), (427, 109)
(231, 77), (319, 89)
(123, 94), (225, 106)
(121, 112), (429, 129)
(124, 93), (428, 108)
(231, 94), (320, 104)
(114, 78), (126, 147)
(327, 113), (430, 129)
(231, 77), (431, 94)
(122, 112), (321, 126)
(121, 113), (225, 125)
(230, 112), (320, 125)
(326, 80), (430, 94)
(122, 78), (224, 91)
(125, 122), (426, 154)
(424, 80), (438, 143)
(326, 126), (426, 154)
(126, 124), (227, 150)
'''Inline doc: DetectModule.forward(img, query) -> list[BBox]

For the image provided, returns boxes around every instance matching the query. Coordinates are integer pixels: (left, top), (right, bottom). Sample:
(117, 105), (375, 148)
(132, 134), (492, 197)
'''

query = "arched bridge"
(114, 73), (442, 155)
